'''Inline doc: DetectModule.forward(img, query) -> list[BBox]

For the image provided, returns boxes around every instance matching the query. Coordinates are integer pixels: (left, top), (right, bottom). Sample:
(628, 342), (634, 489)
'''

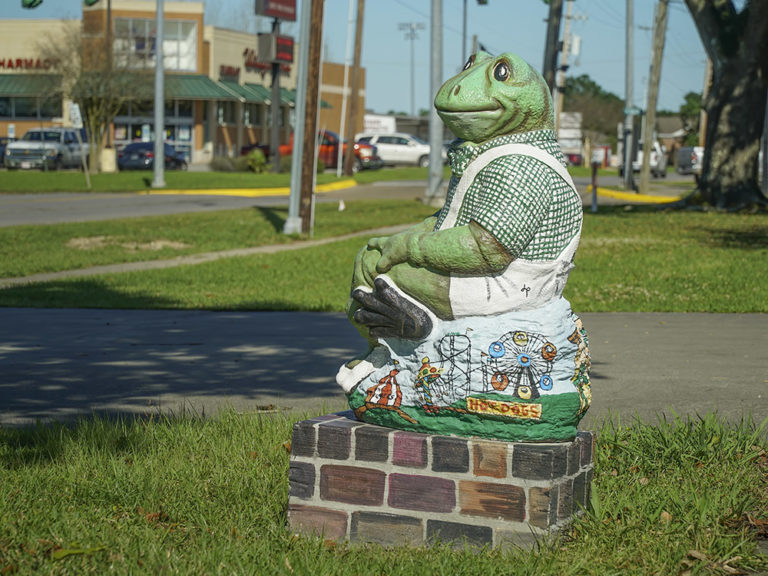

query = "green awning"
(219, 80), (271, 104)
(165, 74), (236, 100)
(278, 87), (331, 108)
(0, 74), (61, 96)
(243, 83), (273, 104)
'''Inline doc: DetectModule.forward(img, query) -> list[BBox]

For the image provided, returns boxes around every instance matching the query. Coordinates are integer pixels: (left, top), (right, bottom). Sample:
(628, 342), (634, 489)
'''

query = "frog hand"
(352, 276), (434, 340)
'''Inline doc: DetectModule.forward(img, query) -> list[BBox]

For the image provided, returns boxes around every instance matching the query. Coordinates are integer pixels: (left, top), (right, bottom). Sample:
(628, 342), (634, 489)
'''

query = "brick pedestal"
(287, 412), (594, 548)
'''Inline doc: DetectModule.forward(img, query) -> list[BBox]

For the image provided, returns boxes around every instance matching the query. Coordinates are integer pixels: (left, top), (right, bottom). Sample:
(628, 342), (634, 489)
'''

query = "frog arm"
(367, 215), (438, 252)
(375, 220), (512, 275)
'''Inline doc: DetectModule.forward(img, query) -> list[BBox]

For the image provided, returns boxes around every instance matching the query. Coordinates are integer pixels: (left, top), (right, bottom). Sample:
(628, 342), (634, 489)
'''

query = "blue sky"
(3, 0), (707, 115)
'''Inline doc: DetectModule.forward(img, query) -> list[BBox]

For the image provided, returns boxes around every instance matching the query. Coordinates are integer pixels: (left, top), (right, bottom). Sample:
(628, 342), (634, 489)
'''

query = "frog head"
(434, 51), (554, 144)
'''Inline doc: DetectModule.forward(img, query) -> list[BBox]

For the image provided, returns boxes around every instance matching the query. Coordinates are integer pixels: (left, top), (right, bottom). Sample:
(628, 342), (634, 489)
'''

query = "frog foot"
(336, 345), (391, 394)
(351, 276), (434, 340)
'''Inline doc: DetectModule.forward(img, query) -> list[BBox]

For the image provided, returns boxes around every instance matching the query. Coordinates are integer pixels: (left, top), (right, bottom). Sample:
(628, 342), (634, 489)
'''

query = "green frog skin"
(349, 51), (556, 336)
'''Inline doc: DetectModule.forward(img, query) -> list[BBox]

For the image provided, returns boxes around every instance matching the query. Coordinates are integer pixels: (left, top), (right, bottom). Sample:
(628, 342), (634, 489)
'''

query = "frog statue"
(336, 51), (591, 442)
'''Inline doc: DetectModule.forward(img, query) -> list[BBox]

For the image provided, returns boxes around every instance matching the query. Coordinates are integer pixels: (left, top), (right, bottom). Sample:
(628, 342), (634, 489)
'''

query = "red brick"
(458, 480), (525, 522)
(287, 504), (348, 540)
(320, 465), (385, 506)
(392, 431), (427, 468)
(529, 486), (558, 529)
(350, 511), (423, 547)
(472, 440), (507, 478)
(388, 473), (455, 513)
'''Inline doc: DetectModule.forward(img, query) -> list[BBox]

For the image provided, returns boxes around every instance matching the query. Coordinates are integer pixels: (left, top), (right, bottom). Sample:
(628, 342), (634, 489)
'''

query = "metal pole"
(410, 25), (416, 116)
(462, 0), (467, 63)
(152, 0), (165, 188)
(270, 19), (281, 173)
(426, 0), (443, 206)
(284, 0), (312, 235)
(336, 0), (355, 178)
(623, 0), (634, 191)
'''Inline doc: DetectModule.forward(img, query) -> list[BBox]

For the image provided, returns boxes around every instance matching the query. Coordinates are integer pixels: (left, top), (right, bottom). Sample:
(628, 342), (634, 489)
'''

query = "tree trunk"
(699, 58), (766, 208)
(685, 0), (768, 209)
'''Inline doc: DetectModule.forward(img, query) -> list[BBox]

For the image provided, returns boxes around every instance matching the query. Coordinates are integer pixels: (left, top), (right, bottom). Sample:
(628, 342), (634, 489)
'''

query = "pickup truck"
(676, 146), (705, 176)
(619, 140), (668, 178)
(4, 127), (88, 170)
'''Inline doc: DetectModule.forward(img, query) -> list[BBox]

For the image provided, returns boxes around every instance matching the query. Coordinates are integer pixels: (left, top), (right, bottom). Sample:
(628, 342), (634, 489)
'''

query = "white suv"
(355, 132), (445, 167)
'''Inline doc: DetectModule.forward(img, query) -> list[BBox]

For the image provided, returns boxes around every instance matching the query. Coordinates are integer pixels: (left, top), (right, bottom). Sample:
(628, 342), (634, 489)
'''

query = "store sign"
(0, 57), (58, 70)
(254, 0), (296, 22)
(242, 48), (291, 74)
(257, 33), (294, 64)
(220, 65), (240, 81)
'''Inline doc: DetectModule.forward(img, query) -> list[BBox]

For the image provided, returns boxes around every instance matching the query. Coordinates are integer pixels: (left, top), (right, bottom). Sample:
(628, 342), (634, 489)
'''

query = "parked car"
(117, 142), (188, 171)
(0, 137), (15, 167)
(355, 132), (447, 167)
(4, 128), (88, 170)
(619, 140), (668, 178)
(676, 146), (705, 176)
(272, 130), (382, 172)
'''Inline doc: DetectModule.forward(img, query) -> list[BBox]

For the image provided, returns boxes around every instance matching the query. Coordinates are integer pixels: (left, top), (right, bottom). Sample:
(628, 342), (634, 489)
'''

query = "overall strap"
(439, 143), (577, 230)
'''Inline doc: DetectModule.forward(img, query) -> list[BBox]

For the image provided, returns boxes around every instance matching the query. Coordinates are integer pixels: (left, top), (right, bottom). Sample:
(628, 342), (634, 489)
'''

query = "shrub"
(246, 148), (267, 173)
(209, 156), (235, 172)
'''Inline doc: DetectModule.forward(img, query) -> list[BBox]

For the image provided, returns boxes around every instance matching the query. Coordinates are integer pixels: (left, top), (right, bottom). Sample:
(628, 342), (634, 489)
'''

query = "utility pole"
(398, 22), (425, 116)
(270, 18), (282, 174)
(554, 0), (573, 133)
(336, 0), (355, 178)
(542, 0), (563, 93)
(426, 0), (443, 206)
(639, 0), (668, 194)
(343, 0), (364, 176)
(284, 0), (312, 235)
(623, 0), (635, 191)
(152, 0), (166, 188)
(298, 0), (324, 234)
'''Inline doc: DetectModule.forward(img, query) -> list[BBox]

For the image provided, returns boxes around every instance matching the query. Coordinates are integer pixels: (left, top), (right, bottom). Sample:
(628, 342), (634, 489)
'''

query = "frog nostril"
(453, 85), (461, 97)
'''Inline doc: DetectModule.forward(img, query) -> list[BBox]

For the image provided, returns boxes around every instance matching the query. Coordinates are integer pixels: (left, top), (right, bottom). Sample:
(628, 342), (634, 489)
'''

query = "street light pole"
(398, 22), (424, 116)
(152, 0), (165, 188)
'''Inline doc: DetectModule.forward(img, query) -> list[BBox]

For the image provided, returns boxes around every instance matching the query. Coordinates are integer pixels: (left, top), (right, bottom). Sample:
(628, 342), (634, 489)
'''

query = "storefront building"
(0, 0), (366, 165)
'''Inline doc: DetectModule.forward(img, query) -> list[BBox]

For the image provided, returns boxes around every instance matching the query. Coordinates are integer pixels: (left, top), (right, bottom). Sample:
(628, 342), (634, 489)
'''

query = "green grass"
(0, 410), (765, 575)
(0, 170), (351, 193)
(0, 199), (436, 278)
(2, 206), (765, 313)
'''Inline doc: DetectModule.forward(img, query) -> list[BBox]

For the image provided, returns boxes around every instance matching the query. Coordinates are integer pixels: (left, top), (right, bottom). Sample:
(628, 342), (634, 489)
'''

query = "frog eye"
(493, 60), (511, 82)
(462, 55), (475, 71)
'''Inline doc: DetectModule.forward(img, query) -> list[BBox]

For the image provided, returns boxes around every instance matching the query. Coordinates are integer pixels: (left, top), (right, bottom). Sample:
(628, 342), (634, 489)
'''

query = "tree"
(38, 23), (152, 173)
(562, 74), (624, 148)
(684, 0), (768, 209)
(679, 91), (702, 146)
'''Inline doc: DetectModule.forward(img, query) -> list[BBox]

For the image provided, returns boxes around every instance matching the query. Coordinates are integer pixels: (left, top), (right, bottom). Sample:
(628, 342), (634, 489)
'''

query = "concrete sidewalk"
(1, 308), (765, 430)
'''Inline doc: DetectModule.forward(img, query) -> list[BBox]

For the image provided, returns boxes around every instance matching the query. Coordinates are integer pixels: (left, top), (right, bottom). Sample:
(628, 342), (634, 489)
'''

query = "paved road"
(1, 308), (765, 429)
(0, 172), (693, 228)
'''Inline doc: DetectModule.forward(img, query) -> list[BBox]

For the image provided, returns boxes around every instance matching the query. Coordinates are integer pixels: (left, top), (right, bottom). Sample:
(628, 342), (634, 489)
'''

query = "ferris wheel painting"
(485, 330), (557, 400)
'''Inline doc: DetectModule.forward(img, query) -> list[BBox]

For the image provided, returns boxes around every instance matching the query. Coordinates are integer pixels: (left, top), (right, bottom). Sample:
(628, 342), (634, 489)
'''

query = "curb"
(138, 178), (357, 198)
(592, 186), (682, 204)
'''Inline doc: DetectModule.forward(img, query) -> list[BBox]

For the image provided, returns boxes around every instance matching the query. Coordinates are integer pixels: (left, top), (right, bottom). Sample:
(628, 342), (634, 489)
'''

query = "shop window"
(0, 97), (10, 118)
(245, 103), (263, 126)
(13, 97), (38, 118)
(219, 102), (235, 125)
(177, 100), (193, 118)
(39, 96), (62, 118)
(113, 17), (197, 72)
